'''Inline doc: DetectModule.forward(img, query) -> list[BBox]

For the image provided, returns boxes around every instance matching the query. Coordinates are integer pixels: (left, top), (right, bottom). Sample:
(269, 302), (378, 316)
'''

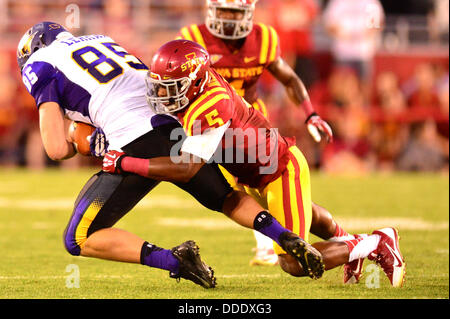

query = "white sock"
(253, 230), (274, 250)
(348, 234), (380, 262)
(328, 234), (356, 242)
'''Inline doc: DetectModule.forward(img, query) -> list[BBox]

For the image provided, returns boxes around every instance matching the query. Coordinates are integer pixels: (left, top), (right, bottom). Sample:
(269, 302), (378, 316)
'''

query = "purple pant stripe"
(63, 197), (91, 256)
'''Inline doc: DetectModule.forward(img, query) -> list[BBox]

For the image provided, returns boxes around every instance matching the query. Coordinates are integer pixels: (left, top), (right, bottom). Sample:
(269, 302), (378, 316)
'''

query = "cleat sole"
(282, 234), (325, 279)
(171, 240), (217, 289)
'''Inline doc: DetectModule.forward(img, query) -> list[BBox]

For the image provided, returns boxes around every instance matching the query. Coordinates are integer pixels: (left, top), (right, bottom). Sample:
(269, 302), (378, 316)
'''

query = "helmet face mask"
(146, 40), (211, 115)
(17, 22), (70, 71)
(146, 74), (192, 114)
(206, 0), (256, 40)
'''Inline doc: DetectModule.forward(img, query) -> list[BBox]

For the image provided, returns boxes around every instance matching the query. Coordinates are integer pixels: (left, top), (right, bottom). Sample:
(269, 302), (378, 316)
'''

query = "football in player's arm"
(18, 23), (220, 288)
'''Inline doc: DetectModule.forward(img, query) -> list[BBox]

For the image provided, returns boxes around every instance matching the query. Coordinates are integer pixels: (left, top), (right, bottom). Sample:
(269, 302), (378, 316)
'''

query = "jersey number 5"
(205, 109), (224, 127)
(72, 42), (147, 84)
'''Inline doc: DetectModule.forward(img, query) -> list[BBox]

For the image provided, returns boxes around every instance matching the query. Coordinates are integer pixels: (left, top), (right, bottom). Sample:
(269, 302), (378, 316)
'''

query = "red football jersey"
(177, 69), (294, 189)
(177, 23), (280, 105)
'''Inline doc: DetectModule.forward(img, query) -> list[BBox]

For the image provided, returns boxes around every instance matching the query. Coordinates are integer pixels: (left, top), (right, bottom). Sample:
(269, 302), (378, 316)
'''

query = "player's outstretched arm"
(268, 58), (333, 143)
(103, 150), (205, 183)
(103, 122), (230, 182)
(268, 57), (310, 106)
(39, 102), (77, 160)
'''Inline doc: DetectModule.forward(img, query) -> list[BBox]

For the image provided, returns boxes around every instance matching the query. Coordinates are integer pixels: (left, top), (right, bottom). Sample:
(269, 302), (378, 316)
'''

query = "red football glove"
(103, 150), (126, 174)
(306, 113), (333, 143)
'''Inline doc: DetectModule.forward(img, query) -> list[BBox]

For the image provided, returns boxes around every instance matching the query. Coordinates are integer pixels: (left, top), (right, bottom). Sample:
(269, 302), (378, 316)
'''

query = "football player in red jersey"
(102, 40), (406, 286)
(176, 0), (327, 127)
(176, 0), (337, 267)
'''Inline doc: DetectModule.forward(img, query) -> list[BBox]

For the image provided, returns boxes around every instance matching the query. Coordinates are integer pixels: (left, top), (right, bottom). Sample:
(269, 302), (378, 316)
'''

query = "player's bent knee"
(63, 209), (88, 257)
(63, 233), (83, 256)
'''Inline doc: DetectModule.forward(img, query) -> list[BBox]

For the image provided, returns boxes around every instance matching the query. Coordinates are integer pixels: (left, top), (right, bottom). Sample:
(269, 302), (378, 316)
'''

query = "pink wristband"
(300, 99), (315, 117)
(120, 156), (150, 177)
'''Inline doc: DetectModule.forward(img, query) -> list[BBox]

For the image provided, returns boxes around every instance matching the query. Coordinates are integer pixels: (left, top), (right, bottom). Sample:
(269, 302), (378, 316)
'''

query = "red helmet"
(206, 0), (257, 40)
(146, 40), (211, 114)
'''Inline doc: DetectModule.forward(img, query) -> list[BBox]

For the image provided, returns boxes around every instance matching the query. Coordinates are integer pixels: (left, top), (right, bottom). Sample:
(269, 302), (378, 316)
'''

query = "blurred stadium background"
(0, 0), (448, 173)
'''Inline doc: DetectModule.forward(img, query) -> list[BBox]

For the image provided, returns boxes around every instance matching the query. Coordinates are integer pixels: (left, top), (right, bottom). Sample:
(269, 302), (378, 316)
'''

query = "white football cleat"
(249, 248), (278, 266)
(369, 228), (406, 287)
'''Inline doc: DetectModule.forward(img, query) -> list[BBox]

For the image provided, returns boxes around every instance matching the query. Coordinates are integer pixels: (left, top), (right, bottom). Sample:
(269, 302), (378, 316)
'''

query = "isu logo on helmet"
(146, 40), (211, 114)
(181, 52), (208, 72)
(206, 0), (257, 40)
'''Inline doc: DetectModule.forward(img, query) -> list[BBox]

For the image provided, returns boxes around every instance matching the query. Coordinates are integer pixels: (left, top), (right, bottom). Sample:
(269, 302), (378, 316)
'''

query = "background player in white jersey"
(17, 22), (325, 288)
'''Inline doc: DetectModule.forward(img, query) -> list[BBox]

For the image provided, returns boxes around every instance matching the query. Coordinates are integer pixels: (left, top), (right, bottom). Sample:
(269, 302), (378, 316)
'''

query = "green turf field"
(0, 168), (448, 300)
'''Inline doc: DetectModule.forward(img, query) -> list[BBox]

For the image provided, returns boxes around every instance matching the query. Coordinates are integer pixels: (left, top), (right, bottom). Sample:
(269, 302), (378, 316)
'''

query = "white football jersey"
(21, 34), (172, 150)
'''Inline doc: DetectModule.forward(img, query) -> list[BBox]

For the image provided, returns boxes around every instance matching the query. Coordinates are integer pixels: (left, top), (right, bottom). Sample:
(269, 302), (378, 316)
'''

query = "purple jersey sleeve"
(21, 61), (92, 120)
(21, 61), (61, 108)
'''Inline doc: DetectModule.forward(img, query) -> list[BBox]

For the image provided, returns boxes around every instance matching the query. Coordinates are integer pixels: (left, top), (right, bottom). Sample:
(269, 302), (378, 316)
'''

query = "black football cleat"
(169, 240), (216, 288)
(279, 231), (325, 279)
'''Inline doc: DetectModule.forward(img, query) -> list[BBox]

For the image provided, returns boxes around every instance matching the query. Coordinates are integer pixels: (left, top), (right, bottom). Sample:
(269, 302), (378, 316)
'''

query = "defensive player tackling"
(177, 0), (334, 267)
(103, 40), (406, 286)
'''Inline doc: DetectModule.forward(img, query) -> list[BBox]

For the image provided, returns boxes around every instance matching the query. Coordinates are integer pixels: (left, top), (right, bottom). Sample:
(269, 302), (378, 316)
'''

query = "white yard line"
(220, 274), (282, 278)
(158, 217), (241, 230)
(0, 195), (200, 210)
(157, 216), (448, 231)
(0, 274), (134, 280)
(0, 196), (448, 231)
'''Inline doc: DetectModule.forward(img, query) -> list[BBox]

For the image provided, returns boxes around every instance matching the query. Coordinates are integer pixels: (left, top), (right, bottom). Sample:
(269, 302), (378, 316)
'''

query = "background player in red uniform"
(103, 40), (405, 287)
(176, 0), (335, 267)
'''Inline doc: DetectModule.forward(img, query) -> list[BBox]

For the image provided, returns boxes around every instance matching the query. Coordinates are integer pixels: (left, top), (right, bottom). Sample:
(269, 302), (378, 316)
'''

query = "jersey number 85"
(72, 42), (147, 84)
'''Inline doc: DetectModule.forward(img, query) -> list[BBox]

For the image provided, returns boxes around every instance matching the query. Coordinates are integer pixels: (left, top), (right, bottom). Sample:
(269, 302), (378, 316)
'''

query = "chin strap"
(198, 71), (209, 94)
(189, 64), (202, 81)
